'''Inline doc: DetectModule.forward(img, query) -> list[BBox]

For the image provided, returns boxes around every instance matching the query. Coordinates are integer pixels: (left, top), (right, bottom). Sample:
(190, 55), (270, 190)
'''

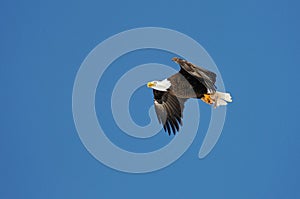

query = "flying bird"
(147, 57), (232, 135)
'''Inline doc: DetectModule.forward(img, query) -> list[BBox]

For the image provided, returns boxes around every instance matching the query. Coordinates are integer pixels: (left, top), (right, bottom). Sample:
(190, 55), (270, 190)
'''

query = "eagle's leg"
(201, 94), (214, 105)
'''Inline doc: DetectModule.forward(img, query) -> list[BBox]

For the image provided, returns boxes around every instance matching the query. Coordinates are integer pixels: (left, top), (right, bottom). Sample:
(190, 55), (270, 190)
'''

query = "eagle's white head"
(147, 79), (171, 92)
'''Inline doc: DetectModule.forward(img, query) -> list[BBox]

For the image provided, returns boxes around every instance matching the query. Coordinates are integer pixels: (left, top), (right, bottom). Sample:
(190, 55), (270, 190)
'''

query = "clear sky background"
(1, 0), (300, 198)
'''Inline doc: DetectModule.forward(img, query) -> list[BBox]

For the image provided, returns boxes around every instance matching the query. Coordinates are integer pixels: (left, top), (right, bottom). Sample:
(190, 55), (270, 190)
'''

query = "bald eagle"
(147, 57), (232, 135)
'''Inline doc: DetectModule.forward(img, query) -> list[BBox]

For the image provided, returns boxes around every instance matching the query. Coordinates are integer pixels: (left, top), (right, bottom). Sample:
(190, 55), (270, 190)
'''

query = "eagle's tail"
(211, 91), (232, 108)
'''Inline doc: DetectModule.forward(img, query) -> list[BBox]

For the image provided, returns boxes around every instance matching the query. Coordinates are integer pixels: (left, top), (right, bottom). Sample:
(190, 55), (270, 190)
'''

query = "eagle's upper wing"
(153, 89), (186, 135)
(177, 58), (217, 93)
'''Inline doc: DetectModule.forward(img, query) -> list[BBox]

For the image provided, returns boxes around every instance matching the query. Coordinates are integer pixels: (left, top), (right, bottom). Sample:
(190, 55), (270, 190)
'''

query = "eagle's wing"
(177, 59), (217, 93)
(153, 90), (186, 135)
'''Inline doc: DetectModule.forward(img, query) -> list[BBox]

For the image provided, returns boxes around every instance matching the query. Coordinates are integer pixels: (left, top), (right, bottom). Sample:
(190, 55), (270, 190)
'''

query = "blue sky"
(1, 0), (300, 198)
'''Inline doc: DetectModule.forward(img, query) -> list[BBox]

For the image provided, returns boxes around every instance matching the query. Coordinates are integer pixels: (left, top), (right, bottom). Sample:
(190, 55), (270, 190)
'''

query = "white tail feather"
(211, 91), (232, 108)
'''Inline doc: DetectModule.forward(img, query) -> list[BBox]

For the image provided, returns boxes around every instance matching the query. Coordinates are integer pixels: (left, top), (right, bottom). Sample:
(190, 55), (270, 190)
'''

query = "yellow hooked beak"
(147, 81), (156, 88)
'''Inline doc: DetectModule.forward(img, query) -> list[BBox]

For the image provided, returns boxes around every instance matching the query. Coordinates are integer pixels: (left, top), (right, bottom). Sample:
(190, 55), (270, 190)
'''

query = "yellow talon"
(201, 94), (213, 105)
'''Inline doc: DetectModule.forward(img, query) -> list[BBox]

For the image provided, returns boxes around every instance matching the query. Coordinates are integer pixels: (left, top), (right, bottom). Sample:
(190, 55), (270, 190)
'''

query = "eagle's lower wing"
(153, 90), (186, 135)
(177, 59), (217, 93)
